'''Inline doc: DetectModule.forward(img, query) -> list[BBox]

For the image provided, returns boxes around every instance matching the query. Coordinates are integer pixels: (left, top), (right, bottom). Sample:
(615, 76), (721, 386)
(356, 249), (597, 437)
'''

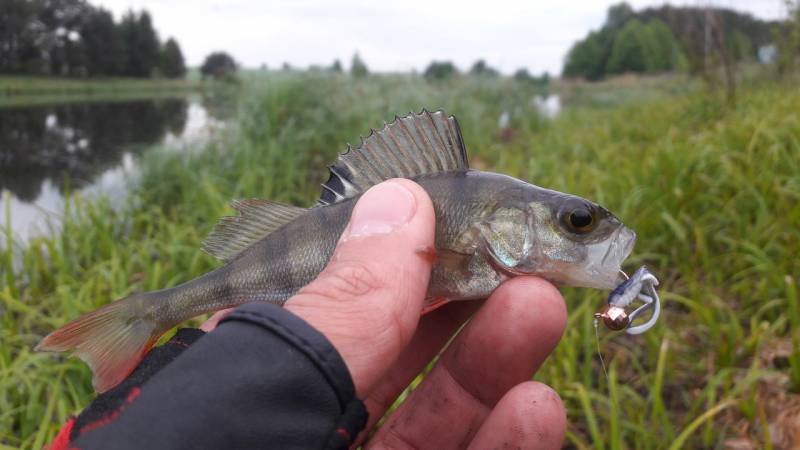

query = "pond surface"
(0, 95), (233, 244)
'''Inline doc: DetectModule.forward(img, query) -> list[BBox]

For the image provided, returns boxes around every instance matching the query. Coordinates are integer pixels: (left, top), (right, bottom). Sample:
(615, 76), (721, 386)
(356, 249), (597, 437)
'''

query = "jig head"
(595, 266), (660, 335)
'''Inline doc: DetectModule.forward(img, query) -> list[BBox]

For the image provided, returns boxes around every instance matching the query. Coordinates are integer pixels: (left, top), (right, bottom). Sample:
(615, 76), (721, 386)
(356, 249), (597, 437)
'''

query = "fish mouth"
(608, 226), (636, 266)
(535, 225), (637, 290)
(588, 226), (637, 289)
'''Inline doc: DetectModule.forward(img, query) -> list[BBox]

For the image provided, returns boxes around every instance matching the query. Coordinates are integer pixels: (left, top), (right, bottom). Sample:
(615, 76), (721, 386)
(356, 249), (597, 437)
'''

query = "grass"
(1, 72), (799, 448)
(0, 75), (207, 108)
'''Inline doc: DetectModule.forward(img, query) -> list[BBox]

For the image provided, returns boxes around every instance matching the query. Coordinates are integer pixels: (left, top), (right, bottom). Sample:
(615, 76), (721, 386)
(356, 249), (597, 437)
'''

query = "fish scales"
(146, 170), (521, 327)
(36, 110), (637, 393)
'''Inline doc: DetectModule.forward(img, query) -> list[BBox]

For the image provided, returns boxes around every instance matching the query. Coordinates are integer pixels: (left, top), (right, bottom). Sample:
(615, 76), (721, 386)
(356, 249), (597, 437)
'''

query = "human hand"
(203, 179), (568, 449)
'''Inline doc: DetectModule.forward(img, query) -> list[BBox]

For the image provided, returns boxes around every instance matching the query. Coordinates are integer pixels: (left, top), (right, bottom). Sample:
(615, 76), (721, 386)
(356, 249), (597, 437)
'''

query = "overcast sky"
(93, 0), (788, 75)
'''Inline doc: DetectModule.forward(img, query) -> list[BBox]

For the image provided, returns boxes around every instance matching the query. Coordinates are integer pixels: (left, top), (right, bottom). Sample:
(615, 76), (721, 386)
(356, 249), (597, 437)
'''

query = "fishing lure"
(595, 266), (661, 334)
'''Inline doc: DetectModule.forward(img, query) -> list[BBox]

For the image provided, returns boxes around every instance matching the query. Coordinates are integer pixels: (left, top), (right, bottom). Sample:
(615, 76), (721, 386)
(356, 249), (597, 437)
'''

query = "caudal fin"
(36, 295), (162, 393)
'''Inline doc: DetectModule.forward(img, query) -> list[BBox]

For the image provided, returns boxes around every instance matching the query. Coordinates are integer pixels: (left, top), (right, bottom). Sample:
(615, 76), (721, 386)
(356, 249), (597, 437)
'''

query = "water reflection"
(0, 99), (187, 201)
(0, 96), (227, 243)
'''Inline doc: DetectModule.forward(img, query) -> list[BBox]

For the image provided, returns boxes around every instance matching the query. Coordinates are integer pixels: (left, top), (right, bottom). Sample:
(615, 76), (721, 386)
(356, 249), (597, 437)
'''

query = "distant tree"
(138, 11), (161, 75)
(606, 2), (634, 29)
(538, 71), (551, 85)
(119, 10), (161, 77)
(160, 37), (186, 78)
(704, 9), (737, 105)
(330, 59), (343, 72)
(38, 0), (92, 76)
(0, 0), (41, 74)
(562, 29), (613, 80)
(469, 59), (499, 77)
(200, 51), (237, 79)
(729, 31), (753, 61)
(636, 5), (775, 74)
(607, 20), (648, 74)
(81, 8), (125, 76)
(513, 68), (533, 82)
(423, 61), (457, 80)
(562, 3), (772, 79)
(350, 53), (368, 77)
(607, 19), (683, 75)
(640, 19), (681, 72)
(776, 2), (800, 74)
(0, 1), (182, 78)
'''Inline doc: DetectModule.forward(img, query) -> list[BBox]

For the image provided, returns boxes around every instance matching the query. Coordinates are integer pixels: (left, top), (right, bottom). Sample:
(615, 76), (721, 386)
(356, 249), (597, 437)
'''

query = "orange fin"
(36, 294), (162, 393)
(414, 245), (437, 264)
(421, 297), (451, 315)
(417, 245), (474, 277)
(437, 248), (473, 274)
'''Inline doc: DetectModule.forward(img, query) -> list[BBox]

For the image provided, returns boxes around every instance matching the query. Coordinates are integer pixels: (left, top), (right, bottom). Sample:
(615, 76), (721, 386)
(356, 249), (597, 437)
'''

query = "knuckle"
(310, 262), (385, 299)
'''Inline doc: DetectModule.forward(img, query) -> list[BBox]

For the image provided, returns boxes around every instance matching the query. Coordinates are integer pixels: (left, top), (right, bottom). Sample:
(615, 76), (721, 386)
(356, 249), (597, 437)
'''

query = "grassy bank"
(2, 73), (799, 448)
(0, 75), (207, 108)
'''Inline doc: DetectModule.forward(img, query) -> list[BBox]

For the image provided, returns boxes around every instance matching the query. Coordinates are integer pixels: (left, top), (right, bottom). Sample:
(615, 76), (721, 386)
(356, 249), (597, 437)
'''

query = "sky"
(93, 0), (789, 75)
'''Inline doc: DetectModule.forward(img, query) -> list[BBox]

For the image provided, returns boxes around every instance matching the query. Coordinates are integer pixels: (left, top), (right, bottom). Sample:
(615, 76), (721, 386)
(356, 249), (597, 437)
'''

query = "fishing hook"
(594, 266), (661, 334)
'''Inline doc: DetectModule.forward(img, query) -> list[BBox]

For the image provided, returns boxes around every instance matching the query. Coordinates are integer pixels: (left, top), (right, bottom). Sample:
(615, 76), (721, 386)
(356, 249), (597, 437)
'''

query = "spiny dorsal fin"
(318, 110), (469, 205)
(202, 199), (306, 261)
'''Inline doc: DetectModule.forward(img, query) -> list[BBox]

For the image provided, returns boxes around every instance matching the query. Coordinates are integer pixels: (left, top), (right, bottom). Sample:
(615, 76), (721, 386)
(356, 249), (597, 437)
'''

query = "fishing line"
(595, 315), (622, 446)
(593, 317), (609, 382)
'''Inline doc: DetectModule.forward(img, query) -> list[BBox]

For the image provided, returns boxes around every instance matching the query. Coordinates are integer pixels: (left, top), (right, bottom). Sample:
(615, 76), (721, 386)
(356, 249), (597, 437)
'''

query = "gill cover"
(479, 205), (539, 275)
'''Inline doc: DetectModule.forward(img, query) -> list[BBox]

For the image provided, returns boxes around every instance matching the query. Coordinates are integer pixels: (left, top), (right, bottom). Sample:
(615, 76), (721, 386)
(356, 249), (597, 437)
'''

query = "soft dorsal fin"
(202, 199), (306, 261)
(318, 110), (469, 205)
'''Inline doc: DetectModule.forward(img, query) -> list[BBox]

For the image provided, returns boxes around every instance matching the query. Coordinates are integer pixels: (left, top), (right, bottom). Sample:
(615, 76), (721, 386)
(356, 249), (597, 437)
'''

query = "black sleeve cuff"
(73, 303), (368, 450)
(71, 328), (205, 441)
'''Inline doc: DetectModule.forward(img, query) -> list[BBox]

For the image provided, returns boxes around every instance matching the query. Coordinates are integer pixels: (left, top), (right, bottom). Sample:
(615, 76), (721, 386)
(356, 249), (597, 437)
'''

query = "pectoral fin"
(435, 248), (474, 274)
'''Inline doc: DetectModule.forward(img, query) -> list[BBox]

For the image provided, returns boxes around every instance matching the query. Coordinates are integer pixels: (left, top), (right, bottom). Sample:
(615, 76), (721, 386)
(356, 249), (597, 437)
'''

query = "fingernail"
(344, 181), (417, 240)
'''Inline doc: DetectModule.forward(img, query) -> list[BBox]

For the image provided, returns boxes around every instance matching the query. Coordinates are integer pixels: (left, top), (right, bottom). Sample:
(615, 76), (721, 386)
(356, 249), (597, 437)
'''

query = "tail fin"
(36, 294), (162, 393)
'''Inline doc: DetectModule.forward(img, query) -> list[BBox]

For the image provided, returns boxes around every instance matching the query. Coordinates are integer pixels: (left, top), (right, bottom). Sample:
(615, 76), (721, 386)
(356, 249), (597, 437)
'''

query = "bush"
(200, 51), (237, 80)
(423, 61), (457, 81)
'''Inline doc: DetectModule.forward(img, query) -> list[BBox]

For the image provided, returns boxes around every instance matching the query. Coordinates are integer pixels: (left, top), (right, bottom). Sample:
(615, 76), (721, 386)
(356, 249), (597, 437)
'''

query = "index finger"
(366, 276), (567, 449)
(199, 308), (233, 332)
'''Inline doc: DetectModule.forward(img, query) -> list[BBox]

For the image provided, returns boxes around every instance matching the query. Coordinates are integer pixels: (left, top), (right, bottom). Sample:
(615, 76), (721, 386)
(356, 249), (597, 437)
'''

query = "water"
(0, 95), (231, 244)
(532, 93), (562, 119)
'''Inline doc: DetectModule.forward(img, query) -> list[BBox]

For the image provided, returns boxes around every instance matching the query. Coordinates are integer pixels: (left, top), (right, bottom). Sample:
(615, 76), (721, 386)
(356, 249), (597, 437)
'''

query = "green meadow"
(1, 72), (799, 448)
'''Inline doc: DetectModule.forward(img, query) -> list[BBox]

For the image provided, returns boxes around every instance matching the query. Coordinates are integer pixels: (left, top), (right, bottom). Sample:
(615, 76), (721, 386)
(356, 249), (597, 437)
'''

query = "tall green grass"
(1, 73), (798, 448)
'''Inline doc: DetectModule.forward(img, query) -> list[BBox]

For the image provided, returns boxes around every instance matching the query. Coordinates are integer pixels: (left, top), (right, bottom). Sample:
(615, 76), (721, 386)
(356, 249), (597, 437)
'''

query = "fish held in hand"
(37, 110), (639, 393)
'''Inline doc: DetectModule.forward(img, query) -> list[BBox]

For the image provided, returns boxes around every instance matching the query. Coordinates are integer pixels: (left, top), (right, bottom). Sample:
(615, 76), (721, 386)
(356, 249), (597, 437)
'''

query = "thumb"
(285, 179), (436, 397)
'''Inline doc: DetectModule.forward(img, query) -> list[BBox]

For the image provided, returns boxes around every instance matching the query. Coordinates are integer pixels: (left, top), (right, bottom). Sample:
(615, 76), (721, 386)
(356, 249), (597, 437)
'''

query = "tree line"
(0, 0), (186, 78)
(422, 59), (549, 85)
(563, 3), (778, 80)
(286, 53), (549, 85)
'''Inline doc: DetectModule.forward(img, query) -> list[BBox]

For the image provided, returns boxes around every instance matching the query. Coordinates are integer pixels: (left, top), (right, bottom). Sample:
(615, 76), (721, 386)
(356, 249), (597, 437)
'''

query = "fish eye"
(561, 204), (597, 235)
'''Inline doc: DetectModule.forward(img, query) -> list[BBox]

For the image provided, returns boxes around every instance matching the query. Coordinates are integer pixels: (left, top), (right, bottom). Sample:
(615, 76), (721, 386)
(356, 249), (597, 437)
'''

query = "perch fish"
(37, 110), (640, 392)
